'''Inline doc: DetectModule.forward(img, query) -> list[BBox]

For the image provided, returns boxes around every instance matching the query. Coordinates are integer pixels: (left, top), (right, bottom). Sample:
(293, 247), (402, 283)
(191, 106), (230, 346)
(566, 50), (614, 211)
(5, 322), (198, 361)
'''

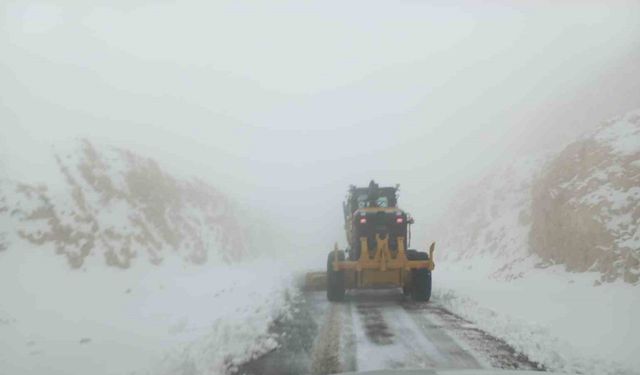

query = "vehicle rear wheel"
(326, 250), (346, 301)
(411, 251), (432, 302)
(404, 249), (419, 296)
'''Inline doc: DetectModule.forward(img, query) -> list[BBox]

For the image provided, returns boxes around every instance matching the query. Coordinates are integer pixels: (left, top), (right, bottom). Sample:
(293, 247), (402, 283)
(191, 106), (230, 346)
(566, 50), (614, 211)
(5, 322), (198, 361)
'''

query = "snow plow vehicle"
(307, 181), (435, 302)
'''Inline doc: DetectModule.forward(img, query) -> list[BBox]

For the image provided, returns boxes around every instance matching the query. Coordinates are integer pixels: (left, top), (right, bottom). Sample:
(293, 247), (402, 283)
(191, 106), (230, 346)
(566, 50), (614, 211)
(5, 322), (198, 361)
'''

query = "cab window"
(375, 196), (388, 207)
(357, 194), (368, 208)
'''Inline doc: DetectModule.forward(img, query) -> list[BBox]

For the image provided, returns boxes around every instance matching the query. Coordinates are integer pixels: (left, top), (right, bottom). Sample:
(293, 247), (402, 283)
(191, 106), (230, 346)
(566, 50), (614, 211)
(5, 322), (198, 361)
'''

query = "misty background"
(2, 0), (640, 253)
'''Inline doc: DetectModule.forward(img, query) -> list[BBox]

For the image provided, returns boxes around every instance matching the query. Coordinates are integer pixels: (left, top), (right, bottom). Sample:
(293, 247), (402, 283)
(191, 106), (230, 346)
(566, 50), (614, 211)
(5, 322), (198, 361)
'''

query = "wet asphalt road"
(238, 289), (542, 375)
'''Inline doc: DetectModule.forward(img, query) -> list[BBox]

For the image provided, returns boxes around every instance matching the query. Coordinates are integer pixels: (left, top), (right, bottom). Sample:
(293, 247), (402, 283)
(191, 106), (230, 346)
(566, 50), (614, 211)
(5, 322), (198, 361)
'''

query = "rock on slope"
(531, 109), (640, 283)
(0, 140), (246, 268)
(437, 109), (640, 284)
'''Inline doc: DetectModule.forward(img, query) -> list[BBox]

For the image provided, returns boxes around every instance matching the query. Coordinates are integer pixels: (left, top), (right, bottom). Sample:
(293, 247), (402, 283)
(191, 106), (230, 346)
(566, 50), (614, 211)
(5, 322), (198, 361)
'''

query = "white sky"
(2, 0), (640, 252)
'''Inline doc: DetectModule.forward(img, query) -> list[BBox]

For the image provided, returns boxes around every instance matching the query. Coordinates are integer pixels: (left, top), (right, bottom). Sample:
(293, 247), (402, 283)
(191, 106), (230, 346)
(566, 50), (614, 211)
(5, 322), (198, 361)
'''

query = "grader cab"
(323, 180), (435, 302)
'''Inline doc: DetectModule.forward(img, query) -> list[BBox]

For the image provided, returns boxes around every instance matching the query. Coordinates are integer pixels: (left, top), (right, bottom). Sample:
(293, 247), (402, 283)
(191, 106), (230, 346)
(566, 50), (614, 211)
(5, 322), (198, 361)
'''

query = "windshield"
(357, 194), (368, 208)
(375, 196), (389, 207)
(1, 2), (638, 375)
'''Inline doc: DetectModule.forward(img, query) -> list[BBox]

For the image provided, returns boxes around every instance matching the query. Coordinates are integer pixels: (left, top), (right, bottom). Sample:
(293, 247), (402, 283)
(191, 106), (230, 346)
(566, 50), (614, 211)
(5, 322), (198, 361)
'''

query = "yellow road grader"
(306, 181), (435, 302)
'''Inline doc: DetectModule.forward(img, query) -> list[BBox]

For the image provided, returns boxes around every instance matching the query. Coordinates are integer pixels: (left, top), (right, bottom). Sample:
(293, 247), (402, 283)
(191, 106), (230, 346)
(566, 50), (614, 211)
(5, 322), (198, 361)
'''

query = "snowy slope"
(0, 139), (247, 268)
(436, 108), (640, 284)
(531, 109), (640, 283)
(0, 139), (297, 375)
(431, 108), (640, 374)
(434, 155), (546, 280)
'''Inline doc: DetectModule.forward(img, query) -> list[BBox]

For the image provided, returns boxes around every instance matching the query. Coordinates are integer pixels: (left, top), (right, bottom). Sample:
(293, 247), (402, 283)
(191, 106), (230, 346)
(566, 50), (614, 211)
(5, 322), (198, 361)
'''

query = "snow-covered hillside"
(0, 139), (246, 268)
(435, 155), (545, 280)
(531, 109), (640, 283)
(0, 140), (298, 375)
(432, 109), (640, 374)
(437, 108), (640, 284)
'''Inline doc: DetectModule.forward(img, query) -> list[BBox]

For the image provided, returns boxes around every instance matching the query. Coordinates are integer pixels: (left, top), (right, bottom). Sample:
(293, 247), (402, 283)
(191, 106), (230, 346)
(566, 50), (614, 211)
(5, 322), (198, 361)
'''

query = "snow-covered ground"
(0, 245), (296, 375)
(435, 258), (640, 375)
(0, 139), (309, 375)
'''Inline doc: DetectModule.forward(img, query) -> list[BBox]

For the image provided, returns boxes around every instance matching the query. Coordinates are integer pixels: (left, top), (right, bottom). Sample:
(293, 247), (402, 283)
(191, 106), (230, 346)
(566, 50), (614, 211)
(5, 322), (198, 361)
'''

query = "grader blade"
(303, 271), (327, 291)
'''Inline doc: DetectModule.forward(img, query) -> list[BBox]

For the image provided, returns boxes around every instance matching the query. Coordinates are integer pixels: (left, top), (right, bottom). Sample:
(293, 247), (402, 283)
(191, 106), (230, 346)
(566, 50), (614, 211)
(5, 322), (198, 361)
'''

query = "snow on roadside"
(148, 261), (298, 375)
(434, 260), (640, 375)
(0, 245), (296, 375)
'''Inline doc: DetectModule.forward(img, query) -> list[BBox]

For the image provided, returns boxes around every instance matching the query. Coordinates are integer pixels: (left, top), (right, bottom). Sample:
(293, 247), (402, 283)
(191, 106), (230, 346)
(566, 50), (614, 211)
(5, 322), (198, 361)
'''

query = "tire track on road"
(404, 302), (542, 371)
(311, 302), (344, 374)
(237, 289), (542, 375)
(349, 290), (468, 371)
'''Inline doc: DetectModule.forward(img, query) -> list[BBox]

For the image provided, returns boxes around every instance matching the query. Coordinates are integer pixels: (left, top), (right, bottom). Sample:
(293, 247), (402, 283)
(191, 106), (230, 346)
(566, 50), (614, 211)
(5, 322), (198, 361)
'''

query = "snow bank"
(434, 260), (640, 375)
(0, 245), (296, 375)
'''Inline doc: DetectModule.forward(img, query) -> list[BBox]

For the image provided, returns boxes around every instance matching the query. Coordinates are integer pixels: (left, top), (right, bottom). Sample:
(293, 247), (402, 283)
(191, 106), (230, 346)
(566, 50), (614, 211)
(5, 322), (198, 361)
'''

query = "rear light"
(396, 217), (404, 224)
(359, 217), (367, 224)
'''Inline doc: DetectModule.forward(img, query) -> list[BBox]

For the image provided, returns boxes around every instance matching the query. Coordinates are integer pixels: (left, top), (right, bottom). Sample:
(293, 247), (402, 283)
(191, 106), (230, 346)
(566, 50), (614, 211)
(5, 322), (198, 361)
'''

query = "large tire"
(403, 249), (419, 296)
(326, 250), (346, 301)
(411, 251), (432, 302)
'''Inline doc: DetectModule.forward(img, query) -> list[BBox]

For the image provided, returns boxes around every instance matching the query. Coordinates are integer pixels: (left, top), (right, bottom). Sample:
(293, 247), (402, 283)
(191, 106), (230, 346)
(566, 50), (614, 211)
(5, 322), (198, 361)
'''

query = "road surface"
(239, 289), (542, 375)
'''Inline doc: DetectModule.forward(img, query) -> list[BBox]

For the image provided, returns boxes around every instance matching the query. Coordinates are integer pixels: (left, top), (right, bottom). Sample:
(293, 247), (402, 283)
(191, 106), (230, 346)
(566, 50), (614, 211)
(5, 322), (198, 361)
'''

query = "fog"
(2, 0), (640, 252)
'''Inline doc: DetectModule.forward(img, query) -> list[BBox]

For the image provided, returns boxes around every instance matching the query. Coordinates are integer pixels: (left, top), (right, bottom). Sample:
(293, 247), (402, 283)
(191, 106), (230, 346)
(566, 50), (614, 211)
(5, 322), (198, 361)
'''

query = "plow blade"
(303, 271), (327, 291)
